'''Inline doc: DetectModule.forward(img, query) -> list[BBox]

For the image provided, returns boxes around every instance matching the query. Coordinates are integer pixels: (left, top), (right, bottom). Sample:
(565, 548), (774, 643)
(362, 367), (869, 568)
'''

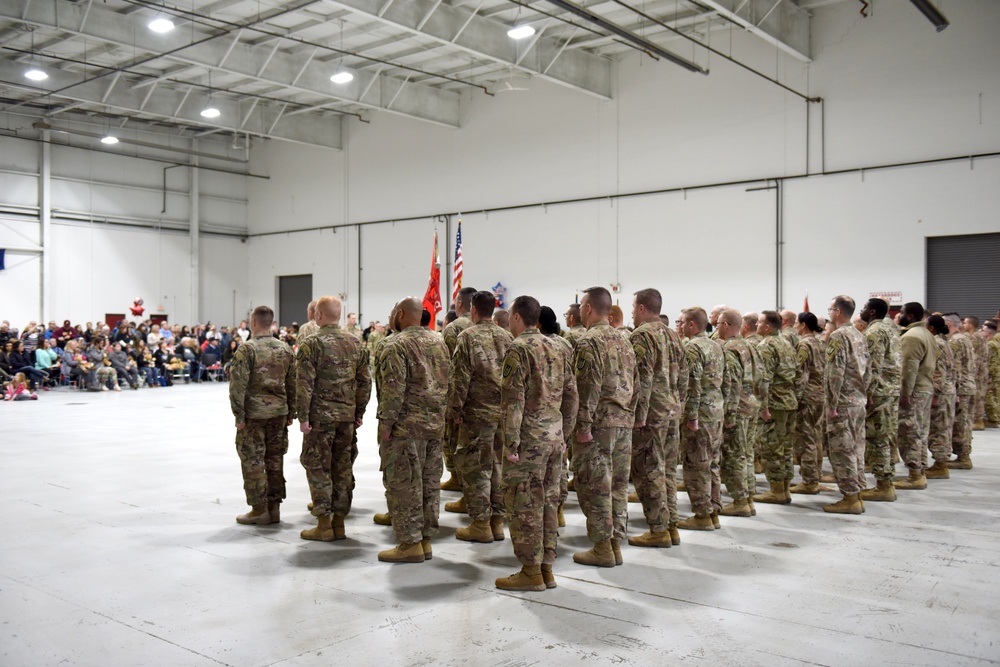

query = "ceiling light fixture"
(201, 70), (220, 118)
(148, 16), (175, 33)
(24, 30), (47, 81)
(101, 135), (119, 145)
(330, 20), (353, 85)
(507, 25), (536, 40)
(330, 71), (354, 84)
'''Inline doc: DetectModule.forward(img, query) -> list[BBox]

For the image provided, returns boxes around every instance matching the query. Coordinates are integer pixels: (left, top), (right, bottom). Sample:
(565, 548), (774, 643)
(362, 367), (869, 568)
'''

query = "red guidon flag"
(422, 230), (442, 330)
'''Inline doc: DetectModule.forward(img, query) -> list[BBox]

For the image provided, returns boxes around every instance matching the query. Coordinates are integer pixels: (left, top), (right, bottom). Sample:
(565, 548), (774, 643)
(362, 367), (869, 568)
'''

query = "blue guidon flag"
(0, 248), (5, 270)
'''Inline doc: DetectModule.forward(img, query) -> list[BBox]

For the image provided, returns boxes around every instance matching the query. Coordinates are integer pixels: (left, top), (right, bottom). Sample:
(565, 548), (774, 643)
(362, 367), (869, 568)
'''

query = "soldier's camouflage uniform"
(229, 335), (296, 507)
(757, 332), (799, 484)
(725, 336), (760, 499)
(720, 336), (753, 501)
(547, 334), (576, 507)
(794, 334), (826, 485)
(295, 324), (371, 518)
(681, 332), (725, 515)
(898, 321), (937, 474)
(86, 345), (119, 389)
(345, 323), (363, 340)
(971, 331), (989, 426)
(442, 315), (473, 479)
(744, 331), (764, 468)
(448, 320), (513, 522)
(781, 327), (800, 350)
(664, 326), (689, 523)
(297, 320), (319, 341)
(501, 327), (578, 567)
(950, 332), (977, 459)
(376, 326), (450, 546)
(987, 333), (1000, 425)
(629, 320), (683, 532)
(563, 324), (587, 350)
(825, 324), (870, 495)
(572, 320), (636, 544)
(929, 335), (957, 463)
(864, 317), (902, 482)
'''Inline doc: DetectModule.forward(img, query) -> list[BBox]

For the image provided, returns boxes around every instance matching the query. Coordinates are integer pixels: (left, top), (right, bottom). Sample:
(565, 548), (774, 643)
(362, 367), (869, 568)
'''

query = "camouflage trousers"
(442, 422), (458, 477)
(759, 409), (794, 484)
(795, 400), (826, 485)
(974, 374), (987, 424)
(381, 437), (443, 545)
(928, 393), (956, 463)
(95, 366), (118, 388)
(300, 422), (356, 517)
(827, 405), (866, 495)
(721, 417), (750, 501)
(235, 415), (288, 506)
(988, 372), (1000, 424)
(681, 420), (722, 516)
(952, 394), (974, 458)
(572, 427), (631, 543)
(865, 395), (899, 482)
(502, 439), (562, 567)
(559, 443), (570, 506)
(898, 392), (933, 473)
(630, 423), (670, 532)
(743, 408), (760, 495)
(453, 420), (504, 522)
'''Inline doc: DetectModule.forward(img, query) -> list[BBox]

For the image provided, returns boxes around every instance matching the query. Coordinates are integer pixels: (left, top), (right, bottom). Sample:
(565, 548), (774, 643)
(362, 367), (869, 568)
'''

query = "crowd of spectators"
(0, 316), (311, 396)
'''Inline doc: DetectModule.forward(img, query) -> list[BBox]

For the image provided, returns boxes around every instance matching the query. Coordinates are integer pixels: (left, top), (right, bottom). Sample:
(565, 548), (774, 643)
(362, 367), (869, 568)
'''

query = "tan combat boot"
(236, 505), (271, 525)
(718, 498), (752, 517)
(823, 493), (864, 514)
(789, 482), (821, 495)
(440, 473), (462, 491)
(567, 477), (576, 492)
(572, 540), (617, 567)
(541, 564), (556, 589)
(331, 513), (346, 540)
(894, 469), (928, 490)
(783, 480), (792, 503)
(421, 539), (433, 560)
(924, 460), (950, 479)
(307, 501), (314, 511)
(495, 565), (546, 592)
(456, 518), (495, 543)
(676, 481), (687, 492)
(267, 502), (281, 523)
(557, 504), (566, 528)
(611, 538), (623, 565)
(444, 496), (467, 514)
(378, 542), (425, 563)
(946, 457), (973, 470)
(490, 515), (506, 541)
(627, 491), (640, 503)
(753, 482), (789, 505)
(710, 511), (721, 529)
(748, 497), (757, 516)
(676, 514), (715, 531)
(973, 421), (985, 431)
(668, 523), (681, 545)
(859, 479), (896, 502)
(627, 530), (672, 548)
(300, 514), (335, 541)
(373, 511), (392, 526)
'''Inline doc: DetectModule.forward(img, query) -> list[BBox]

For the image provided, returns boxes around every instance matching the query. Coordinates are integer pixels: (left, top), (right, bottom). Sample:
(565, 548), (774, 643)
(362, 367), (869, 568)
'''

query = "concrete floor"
(2, 384), (998, 667)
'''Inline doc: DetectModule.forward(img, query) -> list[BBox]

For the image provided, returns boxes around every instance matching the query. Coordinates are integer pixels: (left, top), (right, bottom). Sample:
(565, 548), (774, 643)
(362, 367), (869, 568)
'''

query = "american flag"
(451, 219), (463, 304)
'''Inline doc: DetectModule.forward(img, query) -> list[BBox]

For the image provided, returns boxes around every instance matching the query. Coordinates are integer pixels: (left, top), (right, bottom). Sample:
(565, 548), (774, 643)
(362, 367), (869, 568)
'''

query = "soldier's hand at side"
(454, 416), (463, 425)
(576, 430), (593, 443)
(507, 452), (519, 463)
(686, 419), (699, 431)
(355, 418), (363, 428)
(827, 409), (838, 419)
(235, 421), (245, 430)
(287, 417), (294, 427)
(300, 421), (311, 434)
(379, 426), (392, 442)
(932, 398), (939, 408)
(634, 420), (646, 429)
(760, 409), (772, 422)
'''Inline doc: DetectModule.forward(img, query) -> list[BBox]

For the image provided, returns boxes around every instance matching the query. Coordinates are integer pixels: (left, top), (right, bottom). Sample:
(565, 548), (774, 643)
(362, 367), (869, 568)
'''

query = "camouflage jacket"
(563, 325), (586, 349)
(371, 332), (395, 402)
(574, 320), (636, 431)
(781, 327), (800, 349)
(721, 342), (743, 426)
(932, 335), (957, 400)
(724, 336), (760, 418)
(376, 326), (450, 440)
(972, 331), (989, 383)
(949, 332), (977, 397)
(448, 320), (513, 425)
(629, 320), (681, 425)
(501, 328), (579, 471)
(295, 324), (371, 426)
(865, 318), (902, 398)
(683, 332), (724, 423)
(757, 332), (799, 412)
(297, 320), (319, 341)
(229, 334), (296, 422)
(796, 334), (826, 408)
(900, 321), (937, 397)
(345, 324), (363, 340)
(665, 326), (689, 412)
(825, 323), (871, 410)
(442, 315), (473, 356)
(745, 333), (763, 347)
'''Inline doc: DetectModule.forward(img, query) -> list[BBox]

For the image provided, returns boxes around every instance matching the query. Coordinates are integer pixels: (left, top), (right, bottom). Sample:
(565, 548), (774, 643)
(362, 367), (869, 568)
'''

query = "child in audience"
(4, 373), (38, 401)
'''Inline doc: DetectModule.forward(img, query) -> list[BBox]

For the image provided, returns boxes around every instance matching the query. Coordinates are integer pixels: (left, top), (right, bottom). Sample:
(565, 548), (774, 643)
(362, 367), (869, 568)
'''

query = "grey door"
(278, 274), (313, 328)
(926, 233), (1000, 322)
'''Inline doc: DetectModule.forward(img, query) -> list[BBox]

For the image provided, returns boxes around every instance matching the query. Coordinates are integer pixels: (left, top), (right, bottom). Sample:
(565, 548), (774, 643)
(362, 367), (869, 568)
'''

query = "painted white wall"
(244, 0), (1000, 325)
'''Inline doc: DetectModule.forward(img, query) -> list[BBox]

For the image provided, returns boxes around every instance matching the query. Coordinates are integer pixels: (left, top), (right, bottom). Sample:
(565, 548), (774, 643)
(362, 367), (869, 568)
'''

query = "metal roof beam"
(695, 0), (811, 61)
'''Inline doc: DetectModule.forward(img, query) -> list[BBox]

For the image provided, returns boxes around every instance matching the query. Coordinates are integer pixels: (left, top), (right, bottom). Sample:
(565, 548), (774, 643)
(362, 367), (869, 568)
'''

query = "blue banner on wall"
(0, 249), (5, 270)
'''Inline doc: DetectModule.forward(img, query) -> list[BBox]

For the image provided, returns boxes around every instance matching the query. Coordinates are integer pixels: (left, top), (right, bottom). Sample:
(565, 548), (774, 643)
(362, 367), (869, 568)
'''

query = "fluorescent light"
(24, 68), (48, 81)
(200, 106), (221, 119)
(101, 136), (119, 145)
(507, 25), (535, 40)
(330, 71), (354, 84)
(148, 17), (176, 33)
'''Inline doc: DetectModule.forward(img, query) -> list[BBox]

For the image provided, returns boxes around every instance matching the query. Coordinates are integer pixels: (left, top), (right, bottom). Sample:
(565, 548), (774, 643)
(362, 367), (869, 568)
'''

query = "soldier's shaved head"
(609, 305), (624, 328)
(251, 305), (274, 329)
(720, 308), (742, 330)
(830, 296), (856, 319)
(681, 307), (708, 332)
(307, 299), (318, 320)
(315, 296), (342, 323)
(492, 309), (509, 330)
(455, 286), (477, 315)
(760, 310), (782, 330)
(396, 297), (424, 329)
(780, 309), (797, 327)
(634, 288), (662, 315)
(471, 290), (497, 319)
(710, 304), (729, 326)
(582, 286), (612, 316)
(511, 296), (541, 327)
(565, 303), (582, 328)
